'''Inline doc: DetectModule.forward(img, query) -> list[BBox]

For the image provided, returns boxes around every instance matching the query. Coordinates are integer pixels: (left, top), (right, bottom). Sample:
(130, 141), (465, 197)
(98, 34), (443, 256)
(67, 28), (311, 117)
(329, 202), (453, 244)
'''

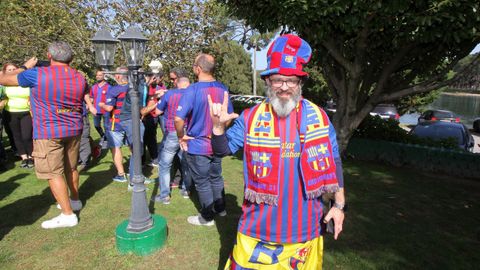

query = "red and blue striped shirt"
(176, 81), (233, 155)
(89, 82), (110, 114)
(157, 88), (185, 133)
(105, 84), (128, 132)
(17, 66), (87, 139)
(226, 108), (341, 243)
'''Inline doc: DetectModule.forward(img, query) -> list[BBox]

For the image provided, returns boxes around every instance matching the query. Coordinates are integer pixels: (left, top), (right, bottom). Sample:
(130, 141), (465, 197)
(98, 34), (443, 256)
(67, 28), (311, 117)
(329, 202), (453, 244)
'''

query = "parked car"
(417, 109), (460, 123)
(473, 118), (480, 133)
(370, 104), (400, 120)
(324, 100), (336, 113)
(410, 121), (475, 152)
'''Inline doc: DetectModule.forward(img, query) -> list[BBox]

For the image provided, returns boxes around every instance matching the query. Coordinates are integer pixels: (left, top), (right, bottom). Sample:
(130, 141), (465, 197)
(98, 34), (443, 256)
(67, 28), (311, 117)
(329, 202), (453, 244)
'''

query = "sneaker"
(143, 177), (154, 184)
(180, 190), (189, 199)
(147, 160), (159, 167)
(153, 195), (170, 205)
(41, 213), (78, 229)
(113, 174), (128, 183)
(128, 184), (133, 191)
(27, 158), (34, 168)
(20, 159), (28, 168)
(170, 182), (179, 189)
(187, 214), (215, 226)
(56, 199), (83, 211)
(218, 210), (227, 217)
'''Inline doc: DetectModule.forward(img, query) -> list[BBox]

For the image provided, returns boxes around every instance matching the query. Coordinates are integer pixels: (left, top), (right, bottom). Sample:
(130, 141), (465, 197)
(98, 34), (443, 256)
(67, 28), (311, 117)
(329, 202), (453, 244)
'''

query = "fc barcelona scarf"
(243, 99), (339, 205)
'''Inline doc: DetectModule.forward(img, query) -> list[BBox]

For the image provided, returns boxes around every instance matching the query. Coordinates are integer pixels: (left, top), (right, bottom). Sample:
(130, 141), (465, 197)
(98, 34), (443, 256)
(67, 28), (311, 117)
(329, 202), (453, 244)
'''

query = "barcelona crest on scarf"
(243, 99), (339, 205)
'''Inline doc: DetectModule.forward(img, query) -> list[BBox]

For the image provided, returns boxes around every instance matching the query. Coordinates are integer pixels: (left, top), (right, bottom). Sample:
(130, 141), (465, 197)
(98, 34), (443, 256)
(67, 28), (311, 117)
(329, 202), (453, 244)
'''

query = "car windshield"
(433, 111), (454, 118)
(412, 125), (464, 144)
(372, 105), (397, 114)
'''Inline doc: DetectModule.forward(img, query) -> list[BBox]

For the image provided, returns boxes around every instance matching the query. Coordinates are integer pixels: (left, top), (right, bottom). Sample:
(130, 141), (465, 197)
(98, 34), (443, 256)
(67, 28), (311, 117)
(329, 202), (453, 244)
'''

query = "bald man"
(174, 54), (234, 226)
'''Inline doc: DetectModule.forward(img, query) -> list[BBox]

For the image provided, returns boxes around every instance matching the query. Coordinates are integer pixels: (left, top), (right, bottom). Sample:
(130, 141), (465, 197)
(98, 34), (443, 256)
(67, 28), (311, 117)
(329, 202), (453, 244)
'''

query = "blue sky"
(251, 43), (480, 71)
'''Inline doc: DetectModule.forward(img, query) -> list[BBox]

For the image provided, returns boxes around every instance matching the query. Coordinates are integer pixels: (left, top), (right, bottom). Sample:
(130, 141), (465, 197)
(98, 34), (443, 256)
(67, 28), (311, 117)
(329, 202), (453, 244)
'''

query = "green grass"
(0, 136), (479, 269)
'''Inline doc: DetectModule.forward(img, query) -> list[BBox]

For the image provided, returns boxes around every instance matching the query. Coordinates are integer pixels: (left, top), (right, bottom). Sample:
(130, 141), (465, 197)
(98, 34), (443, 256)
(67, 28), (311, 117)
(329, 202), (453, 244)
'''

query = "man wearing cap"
(209, 34), (346, 269)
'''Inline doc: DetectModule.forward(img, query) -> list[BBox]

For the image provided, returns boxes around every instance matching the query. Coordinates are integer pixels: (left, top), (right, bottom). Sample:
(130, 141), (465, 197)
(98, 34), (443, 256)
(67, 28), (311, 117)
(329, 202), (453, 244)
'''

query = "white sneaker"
(56, 199), (83, 211)
(41, 213), (78, 229)
(187, 214), (215, 226)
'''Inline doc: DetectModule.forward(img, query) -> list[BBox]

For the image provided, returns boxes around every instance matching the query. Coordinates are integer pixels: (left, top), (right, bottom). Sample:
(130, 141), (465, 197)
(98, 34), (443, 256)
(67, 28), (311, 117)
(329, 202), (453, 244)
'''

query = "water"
(399, 93), (480, 128)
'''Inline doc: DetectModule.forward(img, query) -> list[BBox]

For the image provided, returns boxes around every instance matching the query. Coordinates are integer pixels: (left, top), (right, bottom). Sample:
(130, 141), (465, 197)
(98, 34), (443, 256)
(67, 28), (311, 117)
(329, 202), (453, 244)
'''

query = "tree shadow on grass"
(0, 187), (53, 240)
(321, 159), (480, 269)
(215, 193), (242, 270)
(0, 173), (28, 201)
(77, 166), (117, 212)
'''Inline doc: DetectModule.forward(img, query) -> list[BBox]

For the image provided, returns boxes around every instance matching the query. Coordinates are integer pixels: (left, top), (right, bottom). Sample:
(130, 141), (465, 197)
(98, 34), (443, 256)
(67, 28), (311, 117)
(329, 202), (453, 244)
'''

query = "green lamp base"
(115, 214), (167, 255)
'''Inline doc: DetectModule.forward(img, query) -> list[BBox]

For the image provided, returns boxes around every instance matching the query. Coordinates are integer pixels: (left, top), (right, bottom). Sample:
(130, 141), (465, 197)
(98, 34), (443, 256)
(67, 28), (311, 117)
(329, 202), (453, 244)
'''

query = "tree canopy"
(220, 0), (480, 150)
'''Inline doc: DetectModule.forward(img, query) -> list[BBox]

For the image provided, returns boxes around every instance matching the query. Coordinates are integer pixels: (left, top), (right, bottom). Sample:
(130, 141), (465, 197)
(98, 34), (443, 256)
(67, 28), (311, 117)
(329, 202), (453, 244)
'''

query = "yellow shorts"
(224, 232), (323, 270)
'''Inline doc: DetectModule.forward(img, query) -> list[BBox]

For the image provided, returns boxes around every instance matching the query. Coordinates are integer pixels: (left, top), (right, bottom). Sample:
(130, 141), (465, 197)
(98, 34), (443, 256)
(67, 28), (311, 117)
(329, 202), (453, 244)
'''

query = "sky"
(251, 43), (480, 72)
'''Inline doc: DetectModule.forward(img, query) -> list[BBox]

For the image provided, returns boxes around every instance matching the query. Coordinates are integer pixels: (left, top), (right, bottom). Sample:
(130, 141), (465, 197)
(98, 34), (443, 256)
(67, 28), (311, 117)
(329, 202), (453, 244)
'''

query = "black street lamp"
(91, 28), (118, 70)
(91, 27), (167, 256)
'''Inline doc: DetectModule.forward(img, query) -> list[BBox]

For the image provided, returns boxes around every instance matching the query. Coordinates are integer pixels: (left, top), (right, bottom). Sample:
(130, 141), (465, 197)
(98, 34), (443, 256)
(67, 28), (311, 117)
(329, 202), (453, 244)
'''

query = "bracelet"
(333, 202), (346, 212)
(19, 65), (28, 70)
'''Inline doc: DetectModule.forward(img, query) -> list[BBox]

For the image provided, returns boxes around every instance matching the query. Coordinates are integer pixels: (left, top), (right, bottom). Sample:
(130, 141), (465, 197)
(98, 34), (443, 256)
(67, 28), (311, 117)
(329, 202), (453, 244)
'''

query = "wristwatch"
(19, 65), (28, 70)
(333, 202), (347, 212)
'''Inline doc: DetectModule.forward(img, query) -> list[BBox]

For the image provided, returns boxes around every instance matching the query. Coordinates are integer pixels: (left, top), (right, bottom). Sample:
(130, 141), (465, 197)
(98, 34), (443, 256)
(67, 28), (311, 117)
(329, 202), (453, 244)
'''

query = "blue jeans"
(186, 153), (225, 221)
(121, 119), (145, 180)
(93, 114), (105, 138)
(158, 132), (191, 199)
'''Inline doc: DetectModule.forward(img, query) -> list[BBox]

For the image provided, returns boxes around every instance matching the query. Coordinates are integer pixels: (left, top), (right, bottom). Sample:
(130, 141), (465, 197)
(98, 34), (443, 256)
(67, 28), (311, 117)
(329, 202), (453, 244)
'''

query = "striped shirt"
(89, 82), (110, 114)
(105, 84), (128, 132)
(226, 107), (340, 243)
(157, 88), (185, 132)
(17, 66), (87, 139)
(176, 81), (233, 155)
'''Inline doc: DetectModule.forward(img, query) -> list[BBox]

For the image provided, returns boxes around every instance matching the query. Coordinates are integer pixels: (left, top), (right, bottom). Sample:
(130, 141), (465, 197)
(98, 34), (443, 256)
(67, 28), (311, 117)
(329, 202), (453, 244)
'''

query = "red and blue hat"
(260, 34), (312, 78)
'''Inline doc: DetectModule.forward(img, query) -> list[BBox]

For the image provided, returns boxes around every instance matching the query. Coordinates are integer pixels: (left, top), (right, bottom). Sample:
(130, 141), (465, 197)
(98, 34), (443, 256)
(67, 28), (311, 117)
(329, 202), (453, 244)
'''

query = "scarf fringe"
(245, 189), (278, 206)
(306, 184), (340, 200)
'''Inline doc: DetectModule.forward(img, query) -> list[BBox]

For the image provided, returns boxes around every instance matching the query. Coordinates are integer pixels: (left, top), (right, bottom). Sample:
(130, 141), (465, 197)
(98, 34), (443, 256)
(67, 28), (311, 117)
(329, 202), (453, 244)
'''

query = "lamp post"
(91, 27), (167, 256)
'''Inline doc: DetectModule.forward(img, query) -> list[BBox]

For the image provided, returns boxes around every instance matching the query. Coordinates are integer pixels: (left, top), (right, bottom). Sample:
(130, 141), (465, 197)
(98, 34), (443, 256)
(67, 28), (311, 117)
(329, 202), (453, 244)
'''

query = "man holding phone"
(209, 34), (346, 269)
(0, 41), (88, 229)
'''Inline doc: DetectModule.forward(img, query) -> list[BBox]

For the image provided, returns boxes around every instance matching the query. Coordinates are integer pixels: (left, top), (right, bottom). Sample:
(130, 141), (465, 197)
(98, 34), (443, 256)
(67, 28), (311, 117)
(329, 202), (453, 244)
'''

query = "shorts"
(31, 135), (81, 180)
(224, 232), (323, 270)
(106, 130), (127, 148)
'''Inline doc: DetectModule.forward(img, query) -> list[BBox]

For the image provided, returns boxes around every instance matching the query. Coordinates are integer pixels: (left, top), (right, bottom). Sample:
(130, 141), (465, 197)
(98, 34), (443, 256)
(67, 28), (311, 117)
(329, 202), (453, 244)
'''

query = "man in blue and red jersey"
(86, 70), (109, 148)
(151, 75), (191, 204)
(0, 41), (88, 229)
(98, 67), (129, 183)
(175, 53), (234, 226)
(209, 34), (346, 269)
(141, 72), (165, 167)
(100, 66), (152, 189)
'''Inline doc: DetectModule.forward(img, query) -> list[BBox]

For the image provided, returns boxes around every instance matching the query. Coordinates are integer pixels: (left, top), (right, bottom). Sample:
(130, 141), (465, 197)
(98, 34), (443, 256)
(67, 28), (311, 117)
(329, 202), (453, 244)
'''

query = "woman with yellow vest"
(1, 63), (33, 168)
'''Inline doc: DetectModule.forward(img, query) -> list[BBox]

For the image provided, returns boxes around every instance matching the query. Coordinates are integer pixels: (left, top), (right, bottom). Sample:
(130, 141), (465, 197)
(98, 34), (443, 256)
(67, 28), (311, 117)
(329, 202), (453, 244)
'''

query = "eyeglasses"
(170, 76), (177, 81)
(269, 78), (301, 88)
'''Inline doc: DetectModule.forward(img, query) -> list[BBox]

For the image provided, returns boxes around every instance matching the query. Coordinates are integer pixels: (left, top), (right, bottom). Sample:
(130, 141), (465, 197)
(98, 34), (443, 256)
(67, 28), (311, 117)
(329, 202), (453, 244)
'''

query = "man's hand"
(179, 135), (193, 151)
(23, 57), (38, 69)
(207, 91), (238, 135)
(89, 106), (98, 115)
(323, 207), (345, 240)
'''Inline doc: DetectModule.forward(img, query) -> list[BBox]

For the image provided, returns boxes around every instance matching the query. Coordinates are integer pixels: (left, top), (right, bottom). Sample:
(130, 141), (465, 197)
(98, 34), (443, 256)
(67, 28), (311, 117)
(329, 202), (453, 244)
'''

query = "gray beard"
(266, 85), (302, 118)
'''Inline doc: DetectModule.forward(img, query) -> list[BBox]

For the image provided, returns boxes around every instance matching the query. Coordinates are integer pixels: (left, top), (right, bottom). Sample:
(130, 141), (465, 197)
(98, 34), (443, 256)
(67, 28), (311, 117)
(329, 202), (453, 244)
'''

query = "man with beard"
(86, 70), (110, 149)
(209, 34), (346, 269)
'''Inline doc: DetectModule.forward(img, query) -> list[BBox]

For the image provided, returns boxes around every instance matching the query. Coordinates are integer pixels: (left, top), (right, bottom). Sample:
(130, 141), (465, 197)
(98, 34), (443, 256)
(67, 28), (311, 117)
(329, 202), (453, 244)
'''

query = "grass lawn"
(0, 135), (479, 269)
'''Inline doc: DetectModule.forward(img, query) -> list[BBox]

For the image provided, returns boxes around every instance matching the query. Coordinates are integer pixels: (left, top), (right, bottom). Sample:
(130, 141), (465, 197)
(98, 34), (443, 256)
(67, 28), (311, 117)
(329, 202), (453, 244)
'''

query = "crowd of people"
(0, 34), (346, 269)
